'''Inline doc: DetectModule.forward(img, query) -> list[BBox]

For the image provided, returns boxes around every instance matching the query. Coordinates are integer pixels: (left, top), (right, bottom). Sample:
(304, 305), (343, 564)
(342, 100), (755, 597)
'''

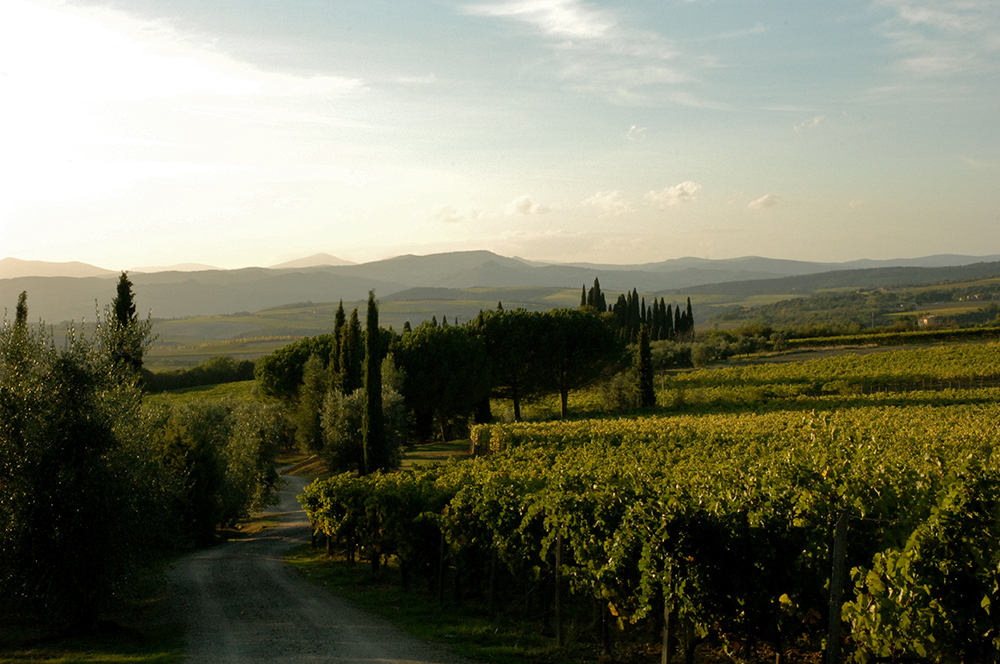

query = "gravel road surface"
(168, 475), (470, 664)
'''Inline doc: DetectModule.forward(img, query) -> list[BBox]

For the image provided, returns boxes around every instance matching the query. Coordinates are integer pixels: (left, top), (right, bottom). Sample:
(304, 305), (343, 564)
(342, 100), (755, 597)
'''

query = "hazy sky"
(2, 0), (998, 269)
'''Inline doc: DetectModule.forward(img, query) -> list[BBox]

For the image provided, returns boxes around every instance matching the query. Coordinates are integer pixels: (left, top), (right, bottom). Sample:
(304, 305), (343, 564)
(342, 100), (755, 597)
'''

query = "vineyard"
(300, 343), (1000, 663)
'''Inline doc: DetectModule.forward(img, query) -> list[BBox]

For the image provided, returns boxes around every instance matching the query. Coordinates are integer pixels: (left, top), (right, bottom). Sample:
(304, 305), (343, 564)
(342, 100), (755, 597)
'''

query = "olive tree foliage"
(150, 399), (285, 547)
(321, 354), (405, 475)
(0, 295), (169, 627)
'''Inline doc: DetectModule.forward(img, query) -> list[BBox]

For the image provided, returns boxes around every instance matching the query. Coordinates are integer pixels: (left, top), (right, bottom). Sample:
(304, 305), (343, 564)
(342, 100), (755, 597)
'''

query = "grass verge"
(285, 545), (611, 664)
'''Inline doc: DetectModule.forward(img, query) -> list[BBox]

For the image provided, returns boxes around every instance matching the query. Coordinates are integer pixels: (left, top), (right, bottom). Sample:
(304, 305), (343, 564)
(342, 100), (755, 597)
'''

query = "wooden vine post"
(555, 531), (563, 647)
(662, 561), (672, 664)
(438, 530), (446, 604)
(826, 509), (849, 664)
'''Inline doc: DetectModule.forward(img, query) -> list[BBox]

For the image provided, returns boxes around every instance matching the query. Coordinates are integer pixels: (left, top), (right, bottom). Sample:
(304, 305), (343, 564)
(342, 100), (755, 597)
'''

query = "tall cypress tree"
(338, 309), (363, 393)
(14, 291), (27, 329)
(362, 291), (388, 474)
(331, 300), (346, 380)
(636, 324), (655, 407)
(580, 285), (587, 308)
(106, 272), (150, 377)
(589, 278), (605, 312)
(630, 289), (641, 343)
(109, 272), (143, 374)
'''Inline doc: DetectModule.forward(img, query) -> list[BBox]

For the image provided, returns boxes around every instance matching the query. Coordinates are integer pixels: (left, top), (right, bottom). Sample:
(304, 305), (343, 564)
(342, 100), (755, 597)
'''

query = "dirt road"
(168, 475), (470, 664)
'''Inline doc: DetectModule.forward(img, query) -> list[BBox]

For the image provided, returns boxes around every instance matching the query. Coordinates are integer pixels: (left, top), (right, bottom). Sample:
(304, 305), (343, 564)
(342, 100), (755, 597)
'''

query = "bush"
(321, 385), (405, 475)
(600, 370), (640, 411)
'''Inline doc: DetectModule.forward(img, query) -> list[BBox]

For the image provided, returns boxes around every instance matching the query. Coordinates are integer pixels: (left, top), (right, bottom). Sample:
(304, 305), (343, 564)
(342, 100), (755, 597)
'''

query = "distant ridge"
(130, 263), (220, 273)
(271, 253), (356, 269)
(0, 258), (116, 279)
(5, 250), (1000, 325)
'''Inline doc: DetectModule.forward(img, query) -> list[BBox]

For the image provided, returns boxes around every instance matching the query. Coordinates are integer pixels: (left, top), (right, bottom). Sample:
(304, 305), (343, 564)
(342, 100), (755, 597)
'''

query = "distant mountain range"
(269, 253), (356, 269)
(4, 251), (1000, 325)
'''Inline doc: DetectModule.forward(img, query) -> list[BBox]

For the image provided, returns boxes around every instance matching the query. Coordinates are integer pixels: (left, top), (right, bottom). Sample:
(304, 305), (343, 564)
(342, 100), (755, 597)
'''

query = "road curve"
(168, 475), (470, 664)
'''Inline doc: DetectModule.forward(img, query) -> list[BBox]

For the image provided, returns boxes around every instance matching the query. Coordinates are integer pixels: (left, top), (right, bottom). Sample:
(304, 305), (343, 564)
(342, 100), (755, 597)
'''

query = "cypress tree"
(295, 354), (327, 453)
(614, 293), (627, 324)
(686, 298), (694, 335)
(362, 291), (388, 474)
(109, 272), (145, 374)
(589, 278), (604, 312)
(636, 324), (655, 407)
(14, 291), (27, 328)
(581, 285), (587, 308)
(113, 272), (136, 328)
(674, 305), (682, 336)
(338, 308), (363, 393)
(630, 288), (640, 343)
(331, 300), (346, 380)
(665, 303), (674, 339)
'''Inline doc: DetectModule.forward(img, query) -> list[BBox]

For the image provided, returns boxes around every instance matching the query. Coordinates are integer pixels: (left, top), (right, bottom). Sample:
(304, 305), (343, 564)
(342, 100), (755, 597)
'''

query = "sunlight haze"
(1, 0), (998, 270)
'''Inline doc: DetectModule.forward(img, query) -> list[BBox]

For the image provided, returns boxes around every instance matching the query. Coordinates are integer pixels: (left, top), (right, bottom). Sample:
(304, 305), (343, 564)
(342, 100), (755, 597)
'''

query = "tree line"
(0, 274), (284, 630)
(581, 278), (694, 342)
(255, 287), (684, 472)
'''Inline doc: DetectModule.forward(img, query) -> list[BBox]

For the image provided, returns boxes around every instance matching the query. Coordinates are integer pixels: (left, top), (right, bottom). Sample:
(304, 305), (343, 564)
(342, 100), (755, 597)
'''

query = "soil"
(167, 475), (471, 663)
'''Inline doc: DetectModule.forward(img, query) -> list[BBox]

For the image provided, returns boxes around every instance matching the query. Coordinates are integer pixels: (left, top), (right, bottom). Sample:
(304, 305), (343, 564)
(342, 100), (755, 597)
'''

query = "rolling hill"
(6, 251), (1000, 364)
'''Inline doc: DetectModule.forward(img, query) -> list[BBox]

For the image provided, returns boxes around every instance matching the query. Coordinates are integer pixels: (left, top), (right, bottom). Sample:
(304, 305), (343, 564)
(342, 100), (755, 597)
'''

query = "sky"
(1, 0), (998, 270)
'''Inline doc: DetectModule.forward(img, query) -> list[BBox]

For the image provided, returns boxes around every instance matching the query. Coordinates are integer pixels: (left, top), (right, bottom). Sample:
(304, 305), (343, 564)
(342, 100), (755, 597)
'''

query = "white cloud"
(885, 1), (981, 33)
(646, 181), (701, 206)
(876, 0), (1000, 78)
(396, 74), (438, 85)
(461, 0), (707, 106)
(506, 196), (553, 215)
(793, 116), (824, 131)
(960, 156), (1000, 168)
(463, 0), (615, 40)
(849, 199), (866, 208)
(418, 205), (481, 223)
(582, 190), (631, 214)
(625, 125), (647, 141)
(747, 194), (782, 210)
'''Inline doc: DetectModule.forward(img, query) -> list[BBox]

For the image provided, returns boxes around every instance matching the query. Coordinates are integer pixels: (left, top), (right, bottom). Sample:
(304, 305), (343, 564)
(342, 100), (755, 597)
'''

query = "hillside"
(6, 251), (1000, 326)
